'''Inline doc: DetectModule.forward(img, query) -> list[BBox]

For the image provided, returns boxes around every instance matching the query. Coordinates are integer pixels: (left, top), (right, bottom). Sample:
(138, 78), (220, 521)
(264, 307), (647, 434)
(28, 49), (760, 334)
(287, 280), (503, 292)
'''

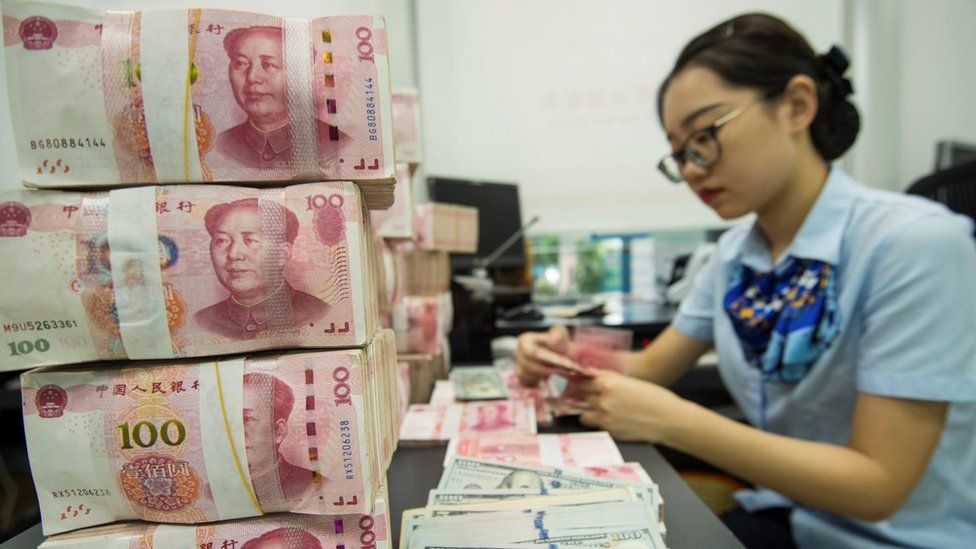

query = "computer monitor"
(427, 177), (526, 272)
(935, 140), (976, 171)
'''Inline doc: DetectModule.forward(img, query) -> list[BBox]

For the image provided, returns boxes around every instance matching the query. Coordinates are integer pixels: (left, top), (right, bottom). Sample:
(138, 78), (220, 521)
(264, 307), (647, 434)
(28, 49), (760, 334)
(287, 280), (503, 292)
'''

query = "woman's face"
(660, 66), (797, 220)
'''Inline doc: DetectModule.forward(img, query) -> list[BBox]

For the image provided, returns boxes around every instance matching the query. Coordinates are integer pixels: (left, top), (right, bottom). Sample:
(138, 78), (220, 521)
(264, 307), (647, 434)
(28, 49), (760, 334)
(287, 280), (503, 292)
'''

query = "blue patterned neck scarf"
(723, 258), (841, 383)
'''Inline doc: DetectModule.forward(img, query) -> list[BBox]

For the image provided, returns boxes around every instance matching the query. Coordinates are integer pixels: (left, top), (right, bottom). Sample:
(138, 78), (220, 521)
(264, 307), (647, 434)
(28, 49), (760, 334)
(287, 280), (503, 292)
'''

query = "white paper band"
(198, 358), (260, 520)
(140, 10), (203, 183)
(537, 435), (565, 468)
(151, 524), (194, 549)
(284, 17), (320, 181)
(107, 187), (174, 359)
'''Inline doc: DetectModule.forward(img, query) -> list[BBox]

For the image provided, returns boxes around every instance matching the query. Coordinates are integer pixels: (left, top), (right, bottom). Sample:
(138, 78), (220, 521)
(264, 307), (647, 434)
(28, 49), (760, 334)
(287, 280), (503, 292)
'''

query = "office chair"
(906, 159), (976, 234)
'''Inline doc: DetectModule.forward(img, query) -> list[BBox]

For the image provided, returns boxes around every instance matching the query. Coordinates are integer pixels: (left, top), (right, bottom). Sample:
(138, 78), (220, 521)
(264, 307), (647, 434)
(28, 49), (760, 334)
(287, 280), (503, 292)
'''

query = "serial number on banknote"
(364, 78), (379, 142)
(29, 137), (108, 150)
(340, 420), (355, 481)
(51, 488), (112, 498)
(3, 320), (80, 333)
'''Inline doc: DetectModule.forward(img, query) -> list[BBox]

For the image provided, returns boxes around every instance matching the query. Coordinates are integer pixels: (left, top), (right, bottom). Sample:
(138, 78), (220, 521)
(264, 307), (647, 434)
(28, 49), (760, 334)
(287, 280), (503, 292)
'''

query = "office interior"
(1, 0), (975, 545)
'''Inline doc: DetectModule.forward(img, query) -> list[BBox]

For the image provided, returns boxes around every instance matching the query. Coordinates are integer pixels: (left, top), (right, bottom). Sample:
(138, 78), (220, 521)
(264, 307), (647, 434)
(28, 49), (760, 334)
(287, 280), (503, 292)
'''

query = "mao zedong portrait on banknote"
(194, 198), (330, 339)
(472, 402), (516, 432)
(214, 25), (346, 170)
(243, 372), (320, 505)
(241, 526), (324, 549)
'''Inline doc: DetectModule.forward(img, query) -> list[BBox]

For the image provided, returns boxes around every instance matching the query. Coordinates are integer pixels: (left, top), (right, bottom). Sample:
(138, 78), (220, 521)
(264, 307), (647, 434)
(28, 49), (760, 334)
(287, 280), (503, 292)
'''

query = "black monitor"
(427, 177), (526, 272)
(936, 140), (976, 171)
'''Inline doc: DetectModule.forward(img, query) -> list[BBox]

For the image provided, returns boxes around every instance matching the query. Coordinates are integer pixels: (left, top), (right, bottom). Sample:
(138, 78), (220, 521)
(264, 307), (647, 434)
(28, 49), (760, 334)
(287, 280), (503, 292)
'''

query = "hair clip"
(820, 45), (854, 98)
(822, 45), (850, 74)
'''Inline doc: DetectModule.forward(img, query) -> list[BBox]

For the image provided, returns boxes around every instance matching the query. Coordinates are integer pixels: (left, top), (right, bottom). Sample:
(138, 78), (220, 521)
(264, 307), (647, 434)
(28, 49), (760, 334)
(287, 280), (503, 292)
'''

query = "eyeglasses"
(657, 101), (759, 183)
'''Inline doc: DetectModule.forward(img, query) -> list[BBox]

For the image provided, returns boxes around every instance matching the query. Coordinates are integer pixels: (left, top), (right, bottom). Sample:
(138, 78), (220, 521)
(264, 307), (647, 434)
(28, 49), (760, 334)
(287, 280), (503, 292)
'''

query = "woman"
(515, 13), (976, 549)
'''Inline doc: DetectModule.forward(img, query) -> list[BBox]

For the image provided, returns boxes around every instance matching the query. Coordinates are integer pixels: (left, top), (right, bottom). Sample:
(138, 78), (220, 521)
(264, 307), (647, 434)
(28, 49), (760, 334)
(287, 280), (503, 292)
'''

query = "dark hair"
(657, 13), (860, 161)
(203, 198), (300, 245)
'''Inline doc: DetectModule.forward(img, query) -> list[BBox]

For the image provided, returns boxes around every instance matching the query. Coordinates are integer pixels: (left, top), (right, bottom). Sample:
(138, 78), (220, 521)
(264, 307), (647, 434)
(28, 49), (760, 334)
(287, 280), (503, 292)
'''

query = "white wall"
(0, 0), (416, 190)
(847, 0), (976, 190)
(893, 0), (976, 189)
(415, 0), (845, 234)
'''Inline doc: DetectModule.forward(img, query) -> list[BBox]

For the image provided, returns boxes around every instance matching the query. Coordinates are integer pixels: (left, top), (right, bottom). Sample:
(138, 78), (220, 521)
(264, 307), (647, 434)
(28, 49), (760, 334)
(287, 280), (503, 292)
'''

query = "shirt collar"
(224, 282), (294, 328)
(244, 122), (292, 155)
(723, 166), (861, 273)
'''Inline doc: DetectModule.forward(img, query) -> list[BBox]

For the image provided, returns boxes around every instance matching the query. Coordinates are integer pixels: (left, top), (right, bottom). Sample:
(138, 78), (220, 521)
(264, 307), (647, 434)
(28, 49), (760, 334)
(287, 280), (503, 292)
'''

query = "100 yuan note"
(0, 181), (375, 370)
(399, 400), (536, 444)
(439, 457), (655, 492)
(22, 337), (396, 535)
(443, 432), (624, 468)
(42, 500), (391, 548)
(2, 1), (394, 188)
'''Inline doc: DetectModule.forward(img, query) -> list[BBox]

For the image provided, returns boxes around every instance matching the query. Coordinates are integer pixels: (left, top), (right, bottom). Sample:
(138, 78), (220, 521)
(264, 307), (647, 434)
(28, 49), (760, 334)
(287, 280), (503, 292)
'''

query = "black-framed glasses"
(657, 101), (759, 183)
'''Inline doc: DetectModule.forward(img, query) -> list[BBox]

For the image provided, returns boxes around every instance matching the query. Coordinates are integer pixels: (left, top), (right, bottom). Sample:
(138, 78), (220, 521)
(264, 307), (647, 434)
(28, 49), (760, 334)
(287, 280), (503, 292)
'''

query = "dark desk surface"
(494, 296), (676, 338)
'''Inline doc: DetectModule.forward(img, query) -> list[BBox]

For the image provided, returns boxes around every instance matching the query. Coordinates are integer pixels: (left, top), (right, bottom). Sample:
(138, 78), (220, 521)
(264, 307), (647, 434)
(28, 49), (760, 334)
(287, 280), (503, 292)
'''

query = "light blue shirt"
(673, 167), (976, 548)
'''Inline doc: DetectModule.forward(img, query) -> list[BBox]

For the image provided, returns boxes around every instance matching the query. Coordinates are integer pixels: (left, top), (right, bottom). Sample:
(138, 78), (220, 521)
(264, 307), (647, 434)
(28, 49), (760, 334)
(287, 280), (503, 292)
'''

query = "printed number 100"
(118, 420), (186, 449)
(8, 338), (50, 356)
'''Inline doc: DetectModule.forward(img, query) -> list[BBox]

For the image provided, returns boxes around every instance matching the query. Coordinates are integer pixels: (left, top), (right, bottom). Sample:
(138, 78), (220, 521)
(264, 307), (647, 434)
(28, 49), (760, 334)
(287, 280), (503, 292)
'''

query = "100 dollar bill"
(0, 181), (377, 370)
(23, 333), (397, 535)
(2, 1), (394, 191)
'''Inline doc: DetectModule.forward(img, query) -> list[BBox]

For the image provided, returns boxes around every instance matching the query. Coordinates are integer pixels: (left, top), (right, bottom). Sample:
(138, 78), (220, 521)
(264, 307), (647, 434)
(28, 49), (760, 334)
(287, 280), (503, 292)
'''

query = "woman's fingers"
(546, 324), (571, 354)
(514, 334), (561, 385)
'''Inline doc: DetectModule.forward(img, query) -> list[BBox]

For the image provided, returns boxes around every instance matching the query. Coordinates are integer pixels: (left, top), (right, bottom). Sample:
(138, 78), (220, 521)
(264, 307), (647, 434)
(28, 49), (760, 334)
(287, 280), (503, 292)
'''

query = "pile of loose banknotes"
(402, 441), (669, 548)
(396, 326), (671, 547)
(1, 1), (410, 546)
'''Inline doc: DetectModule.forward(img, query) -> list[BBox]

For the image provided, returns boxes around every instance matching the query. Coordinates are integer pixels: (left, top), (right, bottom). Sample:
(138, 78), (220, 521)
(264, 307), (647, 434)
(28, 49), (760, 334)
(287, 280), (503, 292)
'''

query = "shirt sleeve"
(856, 213), (976, 401)
(671, 249), (721, 343)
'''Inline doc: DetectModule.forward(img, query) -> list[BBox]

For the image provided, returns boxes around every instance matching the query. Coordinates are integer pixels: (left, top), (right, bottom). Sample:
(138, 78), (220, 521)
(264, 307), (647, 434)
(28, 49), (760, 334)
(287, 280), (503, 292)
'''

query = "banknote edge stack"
(0, 1), (407, 545)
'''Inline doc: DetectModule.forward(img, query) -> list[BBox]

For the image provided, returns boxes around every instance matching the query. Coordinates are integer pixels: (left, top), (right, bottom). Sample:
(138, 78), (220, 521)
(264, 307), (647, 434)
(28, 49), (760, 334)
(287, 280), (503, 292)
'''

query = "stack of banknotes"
(399, 365), (562, 444)
(399, 352), (447, 405)
(40, 487), (392, 548)
(396, 360), (411, 423)
(1, 1), (403, 544)
(0, 182), (381, 369)
(444, 431), (626, 469)
(370, 88), (422, 238)
(2, 1), (396, 208)
(413, 202), (479, 253)
(391, 88), (422, 166)
(22, 336), (398, 534)
(371, 162), (416, 240)
(392, 293), (452, 355)
(430, 363), (555, 427)
(400, 454), (668, 548)
(399, 399), (537, 444)
(394, 245), (451, 297)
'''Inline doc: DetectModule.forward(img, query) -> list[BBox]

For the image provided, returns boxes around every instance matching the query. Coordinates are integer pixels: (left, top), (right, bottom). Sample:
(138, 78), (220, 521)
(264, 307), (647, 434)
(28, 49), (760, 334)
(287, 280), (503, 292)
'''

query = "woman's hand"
(514, 325), (571, 386)
(576, 370), (693, 444)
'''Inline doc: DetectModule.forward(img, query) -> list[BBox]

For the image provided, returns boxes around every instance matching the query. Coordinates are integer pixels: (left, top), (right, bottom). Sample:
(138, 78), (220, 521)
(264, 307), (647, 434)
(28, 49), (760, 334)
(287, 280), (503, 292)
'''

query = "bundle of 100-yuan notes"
(2, 1), (396, 207)
(0, 182), (382, 370)
(22, 332), (400, 535)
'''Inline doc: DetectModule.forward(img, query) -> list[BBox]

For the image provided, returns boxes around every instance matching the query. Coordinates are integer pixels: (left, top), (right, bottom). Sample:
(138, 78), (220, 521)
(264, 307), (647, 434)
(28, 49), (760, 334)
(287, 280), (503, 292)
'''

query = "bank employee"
(516, 13), (976, 549)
